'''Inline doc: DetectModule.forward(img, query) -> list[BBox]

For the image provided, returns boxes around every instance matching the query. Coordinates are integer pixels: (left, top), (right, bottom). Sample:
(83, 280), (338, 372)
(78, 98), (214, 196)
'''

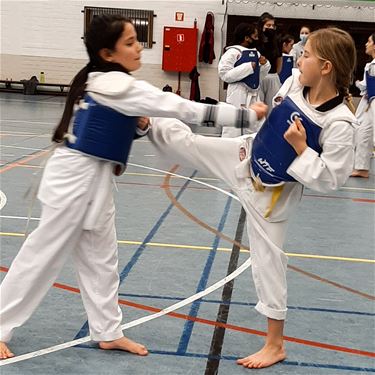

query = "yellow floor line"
(123, 171), (219, 181)
(1, 232), (373, 264)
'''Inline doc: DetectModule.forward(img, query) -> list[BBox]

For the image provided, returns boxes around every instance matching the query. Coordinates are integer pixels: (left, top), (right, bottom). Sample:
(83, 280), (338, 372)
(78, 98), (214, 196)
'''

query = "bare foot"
(98, 337), (148, 356)
(236, 344), (286, 369)
(0, 342), (15, 360)
(351, 170), (369, 178)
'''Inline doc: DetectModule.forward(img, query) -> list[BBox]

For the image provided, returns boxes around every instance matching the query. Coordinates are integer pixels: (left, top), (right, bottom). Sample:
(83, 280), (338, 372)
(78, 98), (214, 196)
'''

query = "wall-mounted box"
(162, 26), (198, 73)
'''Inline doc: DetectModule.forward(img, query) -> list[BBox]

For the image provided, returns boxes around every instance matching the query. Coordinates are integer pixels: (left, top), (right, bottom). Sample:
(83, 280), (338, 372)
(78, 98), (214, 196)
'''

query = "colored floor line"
(205, 207), (246, 374)
(149, 350), (375, 373)
(77, 346), (375, 372)
(162, 172), (375, 301)
(0, 149), (48, 173)
(177, 194), (233, 354)
(118, 292), (374, 316)
(1, 229), (374, 264)
(0, 270), (374, 359)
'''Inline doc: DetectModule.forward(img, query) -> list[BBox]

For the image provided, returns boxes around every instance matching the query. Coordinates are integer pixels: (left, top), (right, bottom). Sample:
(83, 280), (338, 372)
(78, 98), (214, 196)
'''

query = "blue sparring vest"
(279, 54), (294, 84)
(233, 48), (260, 89)
(366, 69), (375, 102)
(251, 96), (322, 185)
(66, 94), (138, 171)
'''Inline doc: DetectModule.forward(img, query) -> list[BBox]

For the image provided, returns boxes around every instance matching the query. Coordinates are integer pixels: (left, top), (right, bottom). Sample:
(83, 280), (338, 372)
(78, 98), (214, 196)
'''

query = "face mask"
(264, 28), (276, 39)
(300, 34), (308, 44)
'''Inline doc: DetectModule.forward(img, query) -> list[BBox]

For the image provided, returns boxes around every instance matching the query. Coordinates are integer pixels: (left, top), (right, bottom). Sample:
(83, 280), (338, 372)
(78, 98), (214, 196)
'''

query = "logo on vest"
(257, 158), (275, 173)
(287, 111), (302, 126)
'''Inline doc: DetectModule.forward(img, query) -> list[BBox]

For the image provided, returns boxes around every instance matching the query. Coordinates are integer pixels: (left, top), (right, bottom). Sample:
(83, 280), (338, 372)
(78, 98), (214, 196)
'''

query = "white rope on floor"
(0, 163), (250, 366)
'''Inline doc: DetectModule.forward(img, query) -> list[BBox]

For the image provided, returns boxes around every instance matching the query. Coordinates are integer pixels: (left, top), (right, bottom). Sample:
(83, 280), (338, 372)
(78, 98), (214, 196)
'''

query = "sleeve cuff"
(287, 147), (317, 178)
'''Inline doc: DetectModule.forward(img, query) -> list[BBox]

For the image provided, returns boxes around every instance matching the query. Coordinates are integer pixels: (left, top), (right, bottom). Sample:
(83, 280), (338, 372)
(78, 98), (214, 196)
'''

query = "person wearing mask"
(257, 12), (282, 116)
(291, 26), (311, 67)
(218, 22), (270, 137)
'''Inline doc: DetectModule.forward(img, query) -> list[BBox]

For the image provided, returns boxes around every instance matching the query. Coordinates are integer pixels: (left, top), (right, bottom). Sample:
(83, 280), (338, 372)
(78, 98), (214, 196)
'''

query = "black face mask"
(263, 28), (276, 39)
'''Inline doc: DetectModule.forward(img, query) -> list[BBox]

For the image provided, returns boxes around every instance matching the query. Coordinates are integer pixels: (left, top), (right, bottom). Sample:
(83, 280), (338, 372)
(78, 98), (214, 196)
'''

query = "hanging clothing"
(189, 66), (201, 102)
(198, 12), (215, 64)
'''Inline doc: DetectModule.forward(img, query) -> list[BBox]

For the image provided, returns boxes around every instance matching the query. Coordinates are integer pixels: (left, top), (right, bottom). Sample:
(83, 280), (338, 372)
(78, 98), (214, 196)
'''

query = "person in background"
(0, 14), (264, 360)
(291, 25), (311, 67)
(278, 34), (295, 84)
(351, 32), (375, 178)
(149, 27), (357, 369)
(218, 22), (270, 137)
(257, 12), (282, 116)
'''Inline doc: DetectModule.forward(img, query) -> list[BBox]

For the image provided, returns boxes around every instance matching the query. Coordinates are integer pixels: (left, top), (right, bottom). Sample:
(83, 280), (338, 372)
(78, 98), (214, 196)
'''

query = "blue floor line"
(76, 346), (375, 372)
(73, 170), (198, 340)
(117, 292), (374, 316)
(176, 196), (233, 354)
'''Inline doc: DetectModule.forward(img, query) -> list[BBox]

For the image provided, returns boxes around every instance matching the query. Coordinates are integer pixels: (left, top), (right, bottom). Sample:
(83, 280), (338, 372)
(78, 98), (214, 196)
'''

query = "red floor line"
(352, 198), (375, 203)
(0, 266), (374, 358)
(0, 151), (48, 174)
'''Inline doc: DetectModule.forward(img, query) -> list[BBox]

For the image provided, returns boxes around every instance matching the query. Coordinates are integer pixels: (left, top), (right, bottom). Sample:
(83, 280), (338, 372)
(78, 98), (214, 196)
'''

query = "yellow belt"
(251, 176), (284, 218)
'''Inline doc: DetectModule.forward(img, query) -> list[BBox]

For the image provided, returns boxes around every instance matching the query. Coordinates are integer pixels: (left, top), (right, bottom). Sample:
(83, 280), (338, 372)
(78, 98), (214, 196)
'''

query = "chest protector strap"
(232, 48), (260, 90)
(66, 94), (138, 172)
(251, 96), (322, 186)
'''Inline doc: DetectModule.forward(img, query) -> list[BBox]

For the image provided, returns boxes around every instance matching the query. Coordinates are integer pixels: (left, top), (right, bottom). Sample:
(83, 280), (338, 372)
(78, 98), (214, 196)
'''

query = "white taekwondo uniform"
(149, 70), (356, 320)
(218, 45), (270, 137)
(0, 71), (257, 343)
(354, 59), (375, 171)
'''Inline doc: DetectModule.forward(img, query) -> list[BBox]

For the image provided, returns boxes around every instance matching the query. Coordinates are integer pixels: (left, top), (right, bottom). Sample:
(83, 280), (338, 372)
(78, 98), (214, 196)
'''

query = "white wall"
(1, 0), (374, 99)
(1, 0), (226, 99)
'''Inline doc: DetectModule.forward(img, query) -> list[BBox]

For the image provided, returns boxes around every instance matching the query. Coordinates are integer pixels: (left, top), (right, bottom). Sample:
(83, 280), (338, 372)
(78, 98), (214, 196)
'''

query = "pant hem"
(255, 301), (287, 320)
(91, 329), (124, 342)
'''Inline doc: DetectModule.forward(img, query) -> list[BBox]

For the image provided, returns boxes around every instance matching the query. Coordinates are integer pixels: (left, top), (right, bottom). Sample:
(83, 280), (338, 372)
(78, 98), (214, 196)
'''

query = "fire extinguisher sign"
(177, 34), (184, 43)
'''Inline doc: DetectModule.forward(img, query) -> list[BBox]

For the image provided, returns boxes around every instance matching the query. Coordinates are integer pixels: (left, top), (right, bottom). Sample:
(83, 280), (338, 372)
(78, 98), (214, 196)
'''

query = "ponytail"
(343, 88), (356, 114)
(52, 64), (91, 142)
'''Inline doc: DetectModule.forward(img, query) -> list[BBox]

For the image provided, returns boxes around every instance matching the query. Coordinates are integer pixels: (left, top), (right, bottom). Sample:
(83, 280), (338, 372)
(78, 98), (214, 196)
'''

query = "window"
(83, 6), (155, 48)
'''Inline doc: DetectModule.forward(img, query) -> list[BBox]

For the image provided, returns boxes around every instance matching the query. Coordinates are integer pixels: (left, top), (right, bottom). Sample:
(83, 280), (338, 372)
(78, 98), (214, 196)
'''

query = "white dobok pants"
(354, 96), (374, 171)
(0, 147), (124, 342)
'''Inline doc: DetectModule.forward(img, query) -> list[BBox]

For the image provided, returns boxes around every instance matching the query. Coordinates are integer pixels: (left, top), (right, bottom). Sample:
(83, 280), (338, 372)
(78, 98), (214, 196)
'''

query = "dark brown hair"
(52, 15), (132, 142)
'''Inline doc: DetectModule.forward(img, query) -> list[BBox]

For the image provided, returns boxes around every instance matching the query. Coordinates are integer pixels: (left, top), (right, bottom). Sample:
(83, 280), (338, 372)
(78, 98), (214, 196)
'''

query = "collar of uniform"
(303, 87), (344, 112)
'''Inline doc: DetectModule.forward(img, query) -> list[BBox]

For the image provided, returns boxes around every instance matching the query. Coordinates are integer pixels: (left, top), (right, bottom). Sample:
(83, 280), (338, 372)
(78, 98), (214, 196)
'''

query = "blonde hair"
(308, 27), (356, 113)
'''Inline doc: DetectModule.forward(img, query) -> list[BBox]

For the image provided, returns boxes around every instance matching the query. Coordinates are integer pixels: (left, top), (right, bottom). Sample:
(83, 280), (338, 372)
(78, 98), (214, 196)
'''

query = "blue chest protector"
(233, 48), (260, 89)
(366, 70), (375, 102)
(66, 95), (138, 170)
(279, 54), (294, 84)
(251, 96), (322, 185)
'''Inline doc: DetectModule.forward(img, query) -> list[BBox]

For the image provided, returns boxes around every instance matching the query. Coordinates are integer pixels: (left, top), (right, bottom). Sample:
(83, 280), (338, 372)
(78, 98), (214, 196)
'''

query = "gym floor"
(0, 93), (374, 374)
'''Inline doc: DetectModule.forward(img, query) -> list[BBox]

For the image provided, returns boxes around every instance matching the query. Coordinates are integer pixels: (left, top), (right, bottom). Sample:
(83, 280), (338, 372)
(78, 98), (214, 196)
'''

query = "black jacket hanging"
(189, 66), (201, 102)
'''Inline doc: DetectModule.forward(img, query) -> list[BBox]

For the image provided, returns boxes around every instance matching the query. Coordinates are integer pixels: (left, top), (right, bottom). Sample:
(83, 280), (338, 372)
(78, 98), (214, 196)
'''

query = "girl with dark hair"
(218, 22), (270, 137)
(352, 32), (375, 178)
(279, 34), (295, 84)
(257, 12), (283, 116)
(149, 27), (357, 369)
(0, 15), (267, 360)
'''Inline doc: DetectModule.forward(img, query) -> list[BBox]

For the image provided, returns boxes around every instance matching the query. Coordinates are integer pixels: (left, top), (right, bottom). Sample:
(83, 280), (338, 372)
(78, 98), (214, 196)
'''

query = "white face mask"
(300, 34), (308, 44)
